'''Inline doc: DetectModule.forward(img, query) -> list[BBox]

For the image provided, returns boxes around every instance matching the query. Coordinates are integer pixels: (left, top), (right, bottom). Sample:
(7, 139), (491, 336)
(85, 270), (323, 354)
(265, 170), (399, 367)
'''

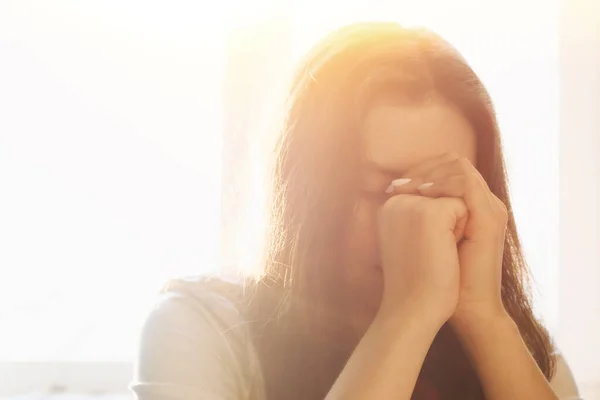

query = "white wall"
(0, 0), (598, 397)
(558, 0), (600, 396)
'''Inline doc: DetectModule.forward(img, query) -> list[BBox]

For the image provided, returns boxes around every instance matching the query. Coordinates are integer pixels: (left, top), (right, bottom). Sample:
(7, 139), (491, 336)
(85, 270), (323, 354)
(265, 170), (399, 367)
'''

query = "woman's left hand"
(387, 152), (509, 326)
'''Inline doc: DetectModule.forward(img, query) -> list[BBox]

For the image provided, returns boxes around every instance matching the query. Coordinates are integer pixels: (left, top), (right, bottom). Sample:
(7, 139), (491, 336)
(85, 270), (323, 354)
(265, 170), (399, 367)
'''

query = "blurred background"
(0, 0), (598, 398)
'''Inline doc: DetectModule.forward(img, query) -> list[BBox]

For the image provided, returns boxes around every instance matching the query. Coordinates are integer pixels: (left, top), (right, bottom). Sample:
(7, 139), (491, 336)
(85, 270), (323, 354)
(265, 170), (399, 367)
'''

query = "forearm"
(325, 310), (442, 400)
(452, 312), (558, 400)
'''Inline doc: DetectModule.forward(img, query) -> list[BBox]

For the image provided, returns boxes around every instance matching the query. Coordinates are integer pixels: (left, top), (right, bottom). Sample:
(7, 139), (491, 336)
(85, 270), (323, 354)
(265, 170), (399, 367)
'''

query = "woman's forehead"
(362, 102), (477, 174)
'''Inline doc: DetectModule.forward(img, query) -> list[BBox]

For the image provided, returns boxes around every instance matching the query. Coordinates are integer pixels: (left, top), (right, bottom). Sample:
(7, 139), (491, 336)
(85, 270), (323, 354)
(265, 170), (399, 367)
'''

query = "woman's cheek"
(343, 200), (380, 267)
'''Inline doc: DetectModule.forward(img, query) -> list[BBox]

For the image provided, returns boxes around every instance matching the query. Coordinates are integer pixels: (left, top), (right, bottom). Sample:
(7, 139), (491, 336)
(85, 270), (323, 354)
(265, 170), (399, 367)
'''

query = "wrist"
(449, 311), (521, 379)
(450, 308), (516, 345)
(374, 301), (448, 340)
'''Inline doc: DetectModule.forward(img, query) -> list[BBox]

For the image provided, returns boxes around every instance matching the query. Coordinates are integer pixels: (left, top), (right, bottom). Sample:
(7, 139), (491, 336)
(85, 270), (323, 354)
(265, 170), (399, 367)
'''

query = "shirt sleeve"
(550, 352), (583, 400)
(130, 284), (255, 400)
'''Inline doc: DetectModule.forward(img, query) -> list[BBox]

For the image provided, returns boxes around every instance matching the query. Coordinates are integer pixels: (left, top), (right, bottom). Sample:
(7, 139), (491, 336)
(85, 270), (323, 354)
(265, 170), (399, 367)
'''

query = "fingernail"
(385, 178), (411, 193)
(392, 178), (412, 187)
(417, 182), (434, 190)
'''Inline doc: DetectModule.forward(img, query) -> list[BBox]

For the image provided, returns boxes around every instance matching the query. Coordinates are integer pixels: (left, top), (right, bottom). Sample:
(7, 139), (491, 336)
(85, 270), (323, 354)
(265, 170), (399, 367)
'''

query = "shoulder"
(550, 352), (583, 400)
(156, 275), (250, 331)
(131, 275), (265, 400)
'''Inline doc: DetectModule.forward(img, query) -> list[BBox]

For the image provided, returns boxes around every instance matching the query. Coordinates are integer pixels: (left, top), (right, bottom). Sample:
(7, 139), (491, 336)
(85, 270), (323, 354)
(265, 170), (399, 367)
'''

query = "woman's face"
(337, 99), (477, 333)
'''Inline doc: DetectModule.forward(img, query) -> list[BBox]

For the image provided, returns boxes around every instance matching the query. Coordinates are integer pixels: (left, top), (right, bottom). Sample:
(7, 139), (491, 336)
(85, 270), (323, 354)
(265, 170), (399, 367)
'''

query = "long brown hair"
(243, 22), (555, 400)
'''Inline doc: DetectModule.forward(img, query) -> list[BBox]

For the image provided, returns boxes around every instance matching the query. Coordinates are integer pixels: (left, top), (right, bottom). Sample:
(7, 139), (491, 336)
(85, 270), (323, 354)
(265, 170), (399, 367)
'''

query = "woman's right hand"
(325, 194), (468, 400)
(376, 193), (468, 327)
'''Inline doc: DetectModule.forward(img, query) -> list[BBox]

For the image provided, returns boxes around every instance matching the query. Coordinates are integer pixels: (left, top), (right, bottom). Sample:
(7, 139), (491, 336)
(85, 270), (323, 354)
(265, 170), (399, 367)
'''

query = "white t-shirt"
(130, 276), (583, 400)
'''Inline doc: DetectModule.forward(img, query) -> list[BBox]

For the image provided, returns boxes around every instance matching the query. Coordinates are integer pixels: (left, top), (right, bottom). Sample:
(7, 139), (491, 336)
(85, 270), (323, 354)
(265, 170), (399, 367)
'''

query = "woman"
(131, 23), (582, 400)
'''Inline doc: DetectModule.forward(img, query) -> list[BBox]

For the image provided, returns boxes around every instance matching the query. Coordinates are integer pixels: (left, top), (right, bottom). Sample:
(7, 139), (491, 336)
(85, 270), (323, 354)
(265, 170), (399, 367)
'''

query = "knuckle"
(380, 194), (413, 217)
(451, 173), (467, 186)
(495, 200), (509, 223)
(379, 195), (425, 232)
(381, 194), (465, 227)
(382, 194), (428, 218)
(446, 151), (461, 162)
(379, 197), (396, 217)
(465, 171), (480, 187)
(412, 201), (441, 223)
(480, 197), (509, 233)
(457, 156), (473, 169)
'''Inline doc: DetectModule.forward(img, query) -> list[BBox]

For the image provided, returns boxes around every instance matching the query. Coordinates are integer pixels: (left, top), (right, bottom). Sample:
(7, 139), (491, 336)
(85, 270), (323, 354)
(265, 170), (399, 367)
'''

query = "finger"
(454, 209), (468, 243)
(390, 157), (487, 196)
(419, 158), (492, 201)
(417, 174), (495, 236)
(437, 196), (469, 243)
(403, 151), (461, 179)
(417, 173), (484, 199)
(384, 152), (461, 193)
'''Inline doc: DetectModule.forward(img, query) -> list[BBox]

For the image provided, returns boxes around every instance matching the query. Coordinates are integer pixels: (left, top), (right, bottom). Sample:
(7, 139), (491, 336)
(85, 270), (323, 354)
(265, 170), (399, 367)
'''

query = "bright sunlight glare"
(0, 0), (560, 362)
(0, 0), (225, 360)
